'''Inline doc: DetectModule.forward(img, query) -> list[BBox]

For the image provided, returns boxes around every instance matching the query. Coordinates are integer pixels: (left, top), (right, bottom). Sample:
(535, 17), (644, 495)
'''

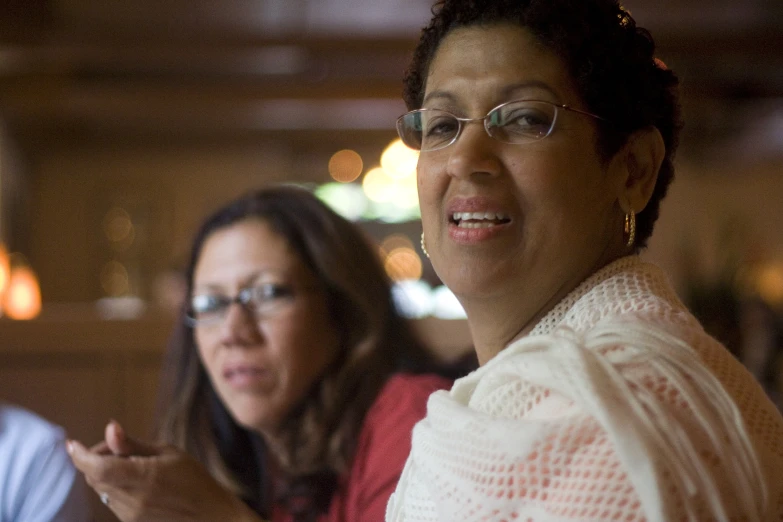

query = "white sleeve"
(11, 429), (92, 522)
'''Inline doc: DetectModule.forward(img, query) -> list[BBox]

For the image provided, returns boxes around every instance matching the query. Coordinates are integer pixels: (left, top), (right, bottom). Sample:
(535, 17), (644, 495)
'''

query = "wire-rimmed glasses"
(396, 99), (606, 152)
(185, 282), (311, 327)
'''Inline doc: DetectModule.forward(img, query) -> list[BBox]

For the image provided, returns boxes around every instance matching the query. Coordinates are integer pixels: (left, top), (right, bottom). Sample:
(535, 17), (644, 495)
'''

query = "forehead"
(194, 219), (307, 283)
(425, 23), (578, 106)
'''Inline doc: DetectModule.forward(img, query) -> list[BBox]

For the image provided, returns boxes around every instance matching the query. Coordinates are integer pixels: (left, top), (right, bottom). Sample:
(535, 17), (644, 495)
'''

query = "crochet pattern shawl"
(386, 256), (783, 521)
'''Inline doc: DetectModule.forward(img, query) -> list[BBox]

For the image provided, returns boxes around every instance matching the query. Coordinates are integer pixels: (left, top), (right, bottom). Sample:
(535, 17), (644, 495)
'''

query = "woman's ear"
(617, 126), (665, 213)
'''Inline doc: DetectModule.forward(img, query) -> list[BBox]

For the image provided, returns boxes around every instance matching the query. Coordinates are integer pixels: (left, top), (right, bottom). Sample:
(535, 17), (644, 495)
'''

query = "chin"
(226, 404), (277, 434)
(437, 259), (510, 299)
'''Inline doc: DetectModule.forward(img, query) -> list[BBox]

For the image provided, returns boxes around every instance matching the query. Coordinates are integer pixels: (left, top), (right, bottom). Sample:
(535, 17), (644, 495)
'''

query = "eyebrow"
(422, 80), (562, 107)
(193, 270), (285, 294)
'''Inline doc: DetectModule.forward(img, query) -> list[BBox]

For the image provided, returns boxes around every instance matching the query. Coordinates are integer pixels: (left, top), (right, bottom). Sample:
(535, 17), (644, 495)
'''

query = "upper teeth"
(452, 211), (507, 221)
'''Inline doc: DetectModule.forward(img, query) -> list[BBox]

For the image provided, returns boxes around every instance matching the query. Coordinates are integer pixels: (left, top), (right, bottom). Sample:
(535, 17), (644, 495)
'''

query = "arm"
(12, 433), (91, 522)
(67, 421), (265, 522)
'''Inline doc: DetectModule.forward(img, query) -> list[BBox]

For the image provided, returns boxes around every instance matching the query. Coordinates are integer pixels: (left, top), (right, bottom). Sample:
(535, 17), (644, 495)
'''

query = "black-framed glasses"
(185, 283), (313, 327)
(396, 99), (606, 152)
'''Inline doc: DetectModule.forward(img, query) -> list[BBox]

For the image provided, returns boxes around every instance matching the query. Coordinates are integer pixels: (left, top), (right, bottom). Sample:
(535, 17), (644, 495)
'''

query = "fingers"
(89, 440), (113, 455)
(105, 420), (131, 456)
(105, 420), (159, 457)
(67, 439), (113, 489)
(67, 439), (140, 486)
(65, 443), (141, 522)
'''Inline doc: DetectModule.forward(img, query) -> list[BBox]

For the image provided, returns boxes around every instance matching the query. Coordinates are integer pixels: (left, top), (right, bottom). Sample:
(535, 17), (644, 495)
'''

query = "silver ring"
(100, 492), (110, 506)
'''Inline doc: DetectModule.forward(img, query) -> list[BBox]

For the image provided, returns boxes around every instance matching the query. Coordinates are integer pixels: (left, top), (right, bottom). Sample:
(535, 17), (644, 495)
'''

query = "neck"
(463, 252), (629, 366)
(463, 291), (556, 365)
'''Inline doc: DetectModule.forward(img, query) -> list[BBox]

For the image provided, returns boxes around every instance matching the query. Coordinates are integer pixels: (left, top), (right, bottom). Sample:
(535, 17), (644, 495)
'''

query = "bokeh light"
(380, 233), (414, 257)
(101, 260), (130, 296)
(384, 247), (422, 281)
(318, 140), (421, 223)
(432, 285), (467, 319)
(328, 149), (364, 183)
(392, 279), (433, 318)
(0, 242), (9, 296)
(315, 182), (368, 221)
(755, 261), (783, 305)
(362, 166), (395, 203)
(380, 139), (418, 180)
(3, 265), (41, 320)
(103, 207), (133, 242)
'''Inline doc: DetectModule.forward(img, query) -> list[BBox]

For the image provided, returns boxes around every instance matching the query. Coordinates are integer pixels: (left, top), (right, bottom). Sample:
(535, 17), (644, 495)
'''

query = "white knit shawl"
(387, 256), (783, 522)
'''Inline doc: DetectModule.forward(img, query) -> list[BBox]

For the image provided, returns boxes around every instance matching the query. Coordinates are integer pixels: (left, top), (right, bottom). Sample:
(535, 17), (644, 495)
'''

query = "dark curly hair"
(403, 0), (682, 249)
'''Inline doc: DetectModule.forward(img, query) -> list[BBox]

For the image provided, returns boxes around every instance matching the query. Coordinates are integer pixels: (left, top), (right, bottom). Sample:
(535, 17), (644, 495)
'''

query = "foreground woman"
(387, 0), (783, 520)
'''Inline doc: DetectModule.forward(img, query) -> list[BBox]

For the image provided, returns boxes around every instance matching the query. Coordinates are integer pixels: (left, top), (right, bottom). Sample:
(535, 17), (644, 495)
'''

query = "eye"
(422, 111), (459, 138)
(491, 102), (554, 139)
(191, 294), (227, 315)
(251, 283), (294, 303)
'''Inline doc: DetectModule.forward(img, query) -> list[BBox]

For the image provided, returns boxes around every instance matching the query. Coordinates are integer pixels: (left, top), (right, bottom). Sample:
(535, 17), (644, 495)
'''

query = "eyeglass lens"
(187, 283), (294, 326)
(397, 100), (560, 151)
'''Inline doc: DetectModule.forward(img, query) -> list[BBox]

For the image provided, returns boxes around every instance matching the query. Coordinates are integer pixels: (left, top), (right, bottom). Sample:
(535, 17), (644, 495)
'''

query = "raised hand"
(67, 420), (263, 522)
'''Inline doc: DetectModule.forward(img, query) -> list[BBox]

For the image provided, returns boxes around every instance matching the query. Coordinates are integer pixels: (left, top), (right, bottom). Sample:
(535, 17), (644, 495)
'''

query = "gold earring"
(624, 210), (636, 248)
(420, 232), (430, 259)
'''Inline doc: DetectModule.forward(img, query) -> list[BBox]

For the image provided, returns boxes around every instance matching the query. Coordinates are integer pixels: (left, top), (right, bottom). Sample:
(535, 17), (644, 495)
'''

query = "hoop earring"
(624, 210), (636, 248)
(420, 232), (430, 259)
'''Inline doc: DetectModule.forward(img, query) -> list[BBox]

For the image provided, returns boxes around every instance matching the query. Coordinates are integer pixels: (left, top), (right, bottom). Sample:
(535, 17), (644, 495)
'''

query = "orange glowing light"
(380, 234), (414, 258)
(384, 247), (423, 281)
(328, 149), (364, 183)
(4, 265), (42, 320)
(756, 262), (783, 306)
(0, 242), (9, 296)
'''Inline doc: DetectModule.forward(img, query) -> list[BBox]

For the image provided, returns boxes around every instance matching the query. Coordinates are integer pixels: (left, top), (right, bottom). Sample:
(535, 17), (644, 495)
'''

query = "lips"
(222, 363), (270, 389)
(447, 197), (512, 226)
(451, 211), (511, 228)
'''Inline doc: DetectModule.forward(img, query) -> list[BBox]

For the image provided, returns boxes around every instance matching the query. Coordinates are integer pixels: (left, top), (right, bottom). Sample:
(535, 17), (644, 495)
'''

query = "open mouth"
(451, 211), (511, 228)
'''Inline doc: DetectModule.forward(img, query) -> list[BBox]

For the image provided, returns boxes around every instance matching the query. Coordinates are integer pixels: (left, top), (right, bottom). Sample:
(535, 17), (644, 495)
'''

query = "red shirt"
(271, 373), (451, 522)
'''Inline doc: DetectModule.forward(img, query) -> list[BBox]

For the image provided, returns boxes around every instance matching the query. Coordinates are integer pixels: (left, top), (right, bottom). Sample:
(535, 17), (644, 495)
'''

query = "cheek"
(266, 317), (337, 386)
(416, 158), (444, 216)
(194, 332), (218, 377)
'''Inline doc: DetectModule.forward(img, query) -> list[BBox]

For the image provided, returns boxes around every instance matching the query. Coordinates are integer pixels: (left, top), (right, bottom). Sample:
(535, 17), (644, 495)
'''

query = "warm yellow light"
(384, 247), (423, 281)
(756, 261), (783, 305)
(0, 242), (9, 296)
(101, 260), (130, 296)
(328, 149), (364, 183)
(380, 139), (419, 180)
(395, 168), (419, 209)
(103, 207), (133, 243)
(4, 265), (42, 320)
(362, 167), (396, 203)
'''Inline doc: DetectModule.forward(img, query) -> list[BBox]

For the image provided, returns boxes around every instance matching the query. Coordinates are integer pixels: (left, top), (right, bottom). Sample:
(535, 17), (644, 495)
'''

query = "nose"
(219, 302), (262, 347)
(446, 120), (502, 181)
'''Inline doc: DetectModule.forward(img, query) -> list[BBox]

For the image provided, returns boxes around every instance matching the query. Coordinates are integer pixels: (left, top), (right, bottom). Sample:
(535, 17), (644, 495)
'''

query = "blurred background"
(1, 0), (782, 517)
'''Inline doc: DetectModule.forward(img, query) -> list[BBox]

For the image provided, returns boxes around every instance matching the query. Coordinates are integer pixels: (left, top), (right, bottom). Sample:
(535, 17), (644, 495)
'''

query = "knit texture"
(386, 256), (783, 522)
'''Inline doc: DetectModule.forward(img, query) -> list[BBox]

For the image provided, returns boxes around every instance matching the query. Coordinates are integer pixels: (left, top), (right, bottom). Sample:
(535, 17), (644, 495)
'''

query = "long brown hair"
(156, 185), (439, 518)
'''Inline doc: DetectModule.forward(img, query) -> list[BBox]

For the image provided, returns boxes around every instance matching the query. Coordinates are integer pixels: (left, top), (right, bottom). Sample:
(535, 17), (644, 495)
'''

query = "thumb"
(104, 420), (158, 457)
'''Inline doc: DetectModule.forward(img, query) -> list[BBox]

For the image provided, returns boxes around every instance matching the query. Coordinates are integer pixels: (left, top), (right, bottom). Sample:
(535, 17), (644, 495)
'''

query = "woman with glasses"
(68, 186), (455, 522)
(387, 0), (783, 521)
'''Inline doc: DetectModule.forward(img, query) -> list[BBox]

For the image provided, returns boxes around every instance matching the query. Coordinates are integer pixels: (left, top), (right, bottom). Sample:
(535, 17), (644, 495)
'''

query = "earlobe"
(622, 126), (665, 213)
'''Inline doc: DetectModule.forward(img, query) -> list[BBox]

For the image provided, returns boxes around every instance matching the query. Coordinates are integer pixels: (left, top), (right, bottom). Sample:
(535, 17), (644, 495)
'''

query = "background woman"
(387, 0), (783, 520)
(70, 185), (455, 522)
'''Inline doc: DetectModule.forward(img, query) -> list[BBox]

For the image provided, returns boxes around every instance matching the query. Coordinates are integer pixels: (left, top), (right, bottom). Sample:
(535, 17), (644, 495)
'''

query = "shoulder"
(0, 403), (65, 452)
(0, 404), (90, 520)
(371, 373), (452, 416)
(381, 373), (453, 397)
(361, 373), (451, 437)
